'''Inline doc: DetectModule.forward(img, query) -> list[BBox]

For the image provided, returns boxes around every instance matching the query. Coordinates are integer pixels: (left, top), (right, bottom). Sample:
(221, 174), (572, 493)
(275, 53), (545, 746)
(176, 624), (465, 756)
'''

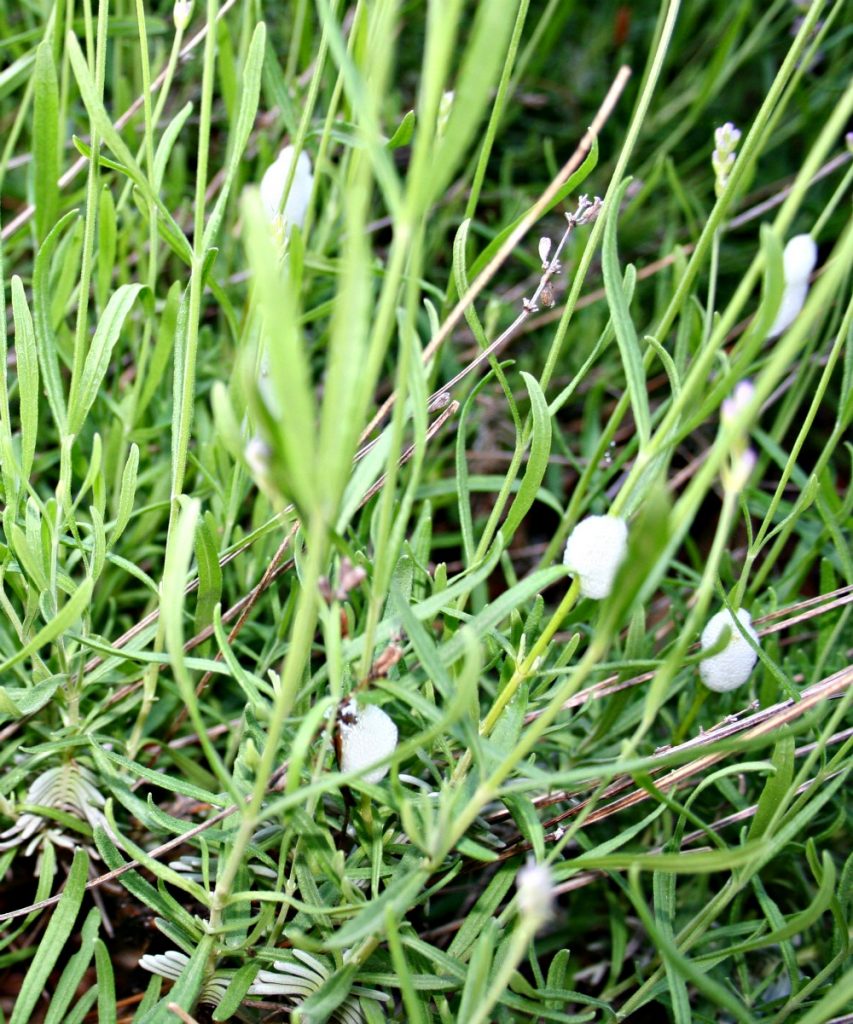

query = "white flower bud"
(768, 234), (818, 338)
(699, 608), (760, 692)
(721, 380), (755, 424)
(173, 0), (193, 31)
(563, 515), (628, 600)
(516, 858), (555, 926)
(259, 146), (314, 237)
(338, 700), (398, 784)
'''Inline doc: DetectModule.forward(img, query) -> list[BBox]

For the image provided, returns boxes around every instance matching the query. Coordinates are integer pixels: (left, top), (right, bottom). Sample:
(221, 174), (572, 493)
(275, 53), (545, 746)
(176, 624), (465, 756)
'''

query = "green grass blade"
(602, 178), (650, 446)
(9, 848), (89, 1024)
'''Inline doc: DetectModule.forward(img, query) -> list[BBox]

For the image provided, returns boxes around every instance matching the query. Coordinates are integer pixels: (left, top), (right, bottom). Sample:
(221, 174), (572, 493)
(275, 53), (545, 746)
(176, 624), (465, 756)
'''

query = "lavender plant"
(0, 1), (850, 1022)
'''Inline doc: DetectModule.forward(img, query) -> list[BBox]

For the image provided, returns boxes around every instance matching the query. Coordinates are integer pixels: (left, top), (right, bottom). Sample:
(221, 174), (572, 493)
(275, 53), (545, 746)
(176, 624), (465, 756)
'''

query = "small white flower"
(338, 700), (398, 784)
(712, 122), (741, 196)
(516, 858), (555, 926)
(699, 608), (760, 692)
(259, 145), (314, 238)
(563, 515), (628, 600)
(768, 234), (818, 338)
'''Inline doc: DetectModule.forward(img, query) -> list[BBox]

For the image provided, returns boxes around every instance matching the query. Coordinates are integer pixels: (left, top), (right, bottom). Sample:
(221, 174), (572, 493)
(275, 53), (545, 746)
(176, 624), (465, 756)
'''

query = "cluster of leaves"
(0, 1), (850, 1022)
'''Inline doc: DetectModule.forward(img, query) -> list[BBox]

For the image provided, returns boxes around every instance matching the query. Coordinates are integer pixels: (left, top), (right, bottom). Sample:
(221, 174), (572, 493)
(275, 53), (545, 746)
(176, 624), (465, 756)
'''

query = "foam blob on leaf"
(338, 700), (398, 784)
(563, 515), (628, 600)
(259, 145), (314, 236)
(768, 234), (818, 338)
(699, 608), (760, 692)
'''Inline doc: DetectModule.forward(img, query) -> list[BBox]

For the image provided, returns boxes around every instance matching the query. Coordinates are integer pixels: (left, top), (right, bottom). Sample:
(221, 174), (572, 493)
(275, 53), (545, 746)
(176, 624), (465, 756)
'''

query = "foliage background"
(0, 0), (850, 1021)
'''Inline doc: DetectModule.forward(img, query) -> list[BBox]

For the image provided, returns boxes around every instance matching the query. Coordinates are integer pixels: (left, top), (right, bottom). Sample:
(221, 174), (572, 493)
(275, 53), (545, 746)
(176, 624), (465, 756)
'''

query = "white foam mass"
(338, 701), (398, 784)
(768, 234), (818, 338)
(563, 515), (629, 600)
(699, 608), (760, 692)
(259, 146), (314, 235)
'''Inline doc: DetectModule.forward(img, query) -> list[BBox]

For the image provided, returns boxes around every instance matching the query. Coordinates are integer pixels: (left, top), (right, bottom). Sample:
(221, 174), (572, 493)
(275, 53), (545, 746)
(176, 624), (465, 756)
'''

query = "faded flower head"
(712, 122), (741, 196)
(259, 145), (314, 241)
(563, 515), (629, 600)
(768, 234), (818, 338)
(516, 857), (555, 927)
(337, 699), (398, 784)
(699, 608), (760, 692)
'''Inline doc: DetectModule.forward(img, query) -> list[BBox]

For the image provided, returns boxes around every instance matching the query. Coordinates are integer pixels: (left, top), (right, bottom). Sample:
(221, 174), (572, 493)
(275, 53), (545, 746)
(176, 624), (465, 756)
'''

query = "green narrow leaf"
(653, 870), (691, 1024)
(212, 963), (259, 1021)
(32, 210), (78, 434)
(10, 848), (89, 1024)
(457, 920), (499, 1021)
(42, 907), (101, 1024)
(89, 504), (106, 580)
(108, 443), (139, 548)
(0, 576), (93, 675)
(430, 0), (517, 201)
(203, 22), (266, 249)
(94, 939), (117, 1024)
(93, 826), (200, 938)
(65, 32), (193, 266)
(68, 283), (145, 435)
(10, 276), (38, 481)
(386, 108), (415, 149)
(193, 511), (222, 635)
(96, 185), (117, 309)
(384, 909), (427, 1024)
(153, 102), (193, 191)
(243, 192), (317, 513)
(602, 177), (650, 445)
(448, 862), (516, 959)
(9, 520), (47, 590)
(748, 734), (795, 840)
(502, 372), (552, 539)
(0, 676), (61, 721)
(33, 41), (59, 243)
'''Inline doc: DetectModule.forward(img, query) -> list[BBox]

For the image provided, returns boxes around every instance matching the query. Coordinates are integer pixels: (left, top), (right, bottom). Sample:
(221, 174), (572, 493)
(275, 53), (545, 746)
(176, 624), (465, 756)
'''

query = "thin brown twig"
(358, 65), (633, 443)
(516, 147), (851, 338)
